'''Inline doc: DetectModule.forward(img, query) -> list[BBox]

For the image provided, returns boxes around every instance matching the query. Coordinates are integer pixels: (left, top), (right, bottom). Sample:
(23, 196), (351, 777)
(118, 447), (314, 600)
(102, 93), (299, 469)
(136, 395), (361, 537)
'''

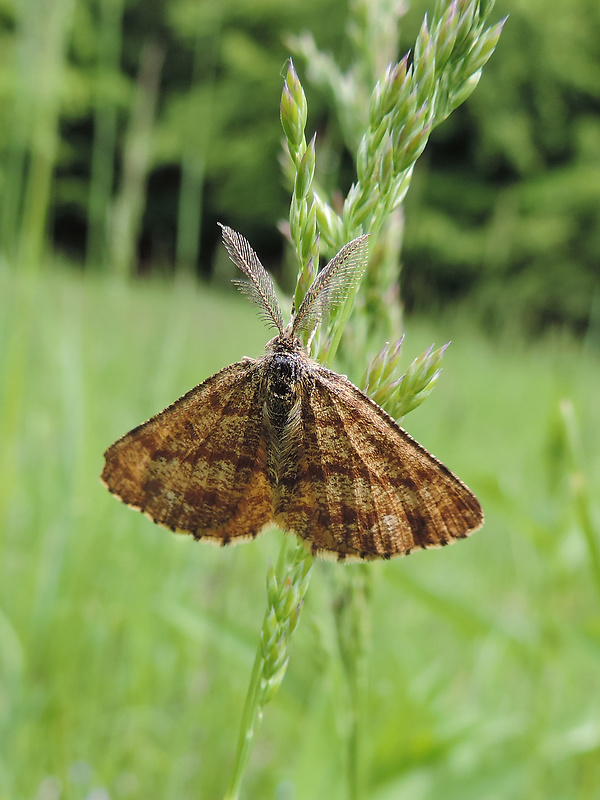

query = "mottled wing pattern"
(276, 367), (483, 560)
(101, 361), (274, 544)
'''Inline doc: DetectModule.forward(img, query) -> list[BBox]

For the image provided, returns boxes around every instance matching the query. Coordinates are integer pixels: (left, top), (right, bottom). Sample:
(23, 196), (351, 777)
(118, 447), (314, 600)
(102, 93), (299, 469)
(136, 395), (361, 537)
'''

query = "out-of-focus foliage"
(2, 260), (600, 799)
(398, 0), (600, 334)
(0, 0), (598, 333)
(0, 0), (349, 272)
(155, 0), (346, 240)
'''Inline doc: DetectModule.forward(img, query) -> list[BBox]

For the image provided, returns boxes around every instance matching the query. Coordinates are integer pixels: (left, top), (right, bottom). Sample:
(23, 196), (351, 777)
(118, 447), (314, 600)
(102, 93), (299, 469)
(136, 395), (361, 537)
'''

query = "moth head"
(265, 332), (303, 354)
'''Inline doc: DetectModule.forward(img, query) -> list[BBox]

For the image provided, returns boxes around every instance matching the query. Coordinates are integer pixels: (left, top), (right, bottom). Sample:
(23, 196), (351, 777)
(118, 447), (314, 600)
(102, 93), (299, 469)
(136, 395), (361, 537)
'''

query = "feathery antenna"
(219, 224), (285, 334)
(291, 234), (371, 339)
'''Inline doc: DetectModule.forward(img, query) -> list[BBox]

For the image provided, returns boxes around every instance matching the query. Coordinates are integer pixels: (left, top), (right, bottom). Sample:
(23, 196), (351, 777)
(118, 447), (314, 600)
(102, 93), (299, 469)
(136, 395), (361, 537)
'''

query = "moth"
(101, 225), (483, 560)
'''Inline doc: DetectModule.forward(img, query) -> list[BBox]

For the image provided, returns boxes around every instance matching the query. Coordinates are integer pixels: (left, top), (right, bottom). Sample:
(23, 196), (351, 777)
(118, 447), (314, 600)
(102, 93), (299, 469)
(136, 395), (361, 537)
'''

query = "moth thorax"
(266, 353), (300, 397)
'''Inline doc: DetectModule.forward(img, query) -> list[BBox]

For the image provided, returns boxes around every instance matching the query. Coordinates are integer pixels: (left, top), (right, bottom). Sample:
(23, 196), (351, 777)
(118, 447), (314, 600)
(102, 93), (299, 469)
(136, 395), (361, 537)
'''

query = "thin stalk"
(224, 536), (312, 799)
(17, 0), (76, 271)
(223, 639), (266, 800)
(0, 4), (28, 260)
(109, 40), (165, 277)
(0, 275), (35, 523)
(224, 538), (289, 800)
(334, 565), (371, 800)
(559, 400), (600, 599)
(86, 0), (124, 269)
(175, 10), (221, 273)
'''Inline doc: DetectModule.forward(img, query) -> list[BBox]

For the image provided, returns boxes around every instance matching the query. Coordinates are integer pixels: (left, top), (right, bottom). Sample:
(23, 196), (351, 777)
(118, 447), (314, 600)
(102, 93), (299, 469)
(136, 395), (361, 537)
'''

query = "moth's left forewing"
(102, 359), (276, 544)
(277, 364), (483, 560)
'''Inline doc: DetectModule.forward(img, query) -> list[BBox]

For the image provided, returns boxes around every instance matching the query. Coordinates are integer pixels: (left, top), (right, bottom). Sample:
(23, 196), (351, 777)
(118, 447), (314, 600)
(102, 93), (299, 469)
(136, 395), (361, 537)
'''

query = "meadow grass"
(1, 261), (599, 800)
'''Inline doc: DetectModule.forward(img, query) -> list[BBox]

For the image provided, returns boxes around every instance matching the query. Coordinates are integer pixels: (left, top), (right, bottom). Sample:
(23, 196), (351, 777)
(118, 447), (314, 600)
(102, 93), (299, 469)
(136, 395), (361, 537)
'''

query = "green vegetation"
(1, 262), (599, 798)
(2, 0), (600, 796)
(1, 0), (599, 329)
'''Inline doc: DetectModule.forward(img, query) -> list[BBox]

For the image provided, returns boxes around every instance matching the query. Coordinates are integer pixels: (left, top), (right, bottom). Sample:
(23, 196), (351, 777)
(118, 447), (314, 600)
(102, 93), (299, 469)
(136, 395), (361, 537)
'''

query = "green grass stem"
(224, 537), (312, 799)
(108, 40), (165, 277)
(559, 399), (600, 601)
(86, 0), (125, 269)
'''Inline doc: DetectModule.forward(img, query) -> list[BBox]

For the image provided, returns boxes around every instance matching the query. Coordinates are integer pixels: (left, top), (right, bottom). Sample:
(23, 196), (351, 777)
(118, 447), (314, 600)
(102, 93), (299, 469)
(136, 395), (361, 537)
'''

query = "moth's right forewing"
(277, 366), (482, 560)
(102, 359), (276, 543)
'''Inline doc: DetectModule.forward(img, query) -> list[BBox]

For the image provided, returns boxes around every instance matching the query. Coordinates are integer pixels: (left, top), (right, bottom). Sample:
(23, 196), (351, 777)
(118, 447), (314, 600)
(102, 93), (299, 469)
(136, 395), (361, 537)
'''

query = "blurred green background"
(1, 0), (600, 798)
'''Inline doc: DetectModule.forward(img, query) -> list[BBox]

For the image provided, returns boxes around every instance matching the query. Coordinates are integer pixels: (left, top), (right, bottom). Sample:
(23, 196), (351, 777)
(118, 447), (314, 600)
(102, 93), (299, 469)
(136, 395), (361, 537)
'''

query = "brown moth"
(101, 225), (483, 561)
